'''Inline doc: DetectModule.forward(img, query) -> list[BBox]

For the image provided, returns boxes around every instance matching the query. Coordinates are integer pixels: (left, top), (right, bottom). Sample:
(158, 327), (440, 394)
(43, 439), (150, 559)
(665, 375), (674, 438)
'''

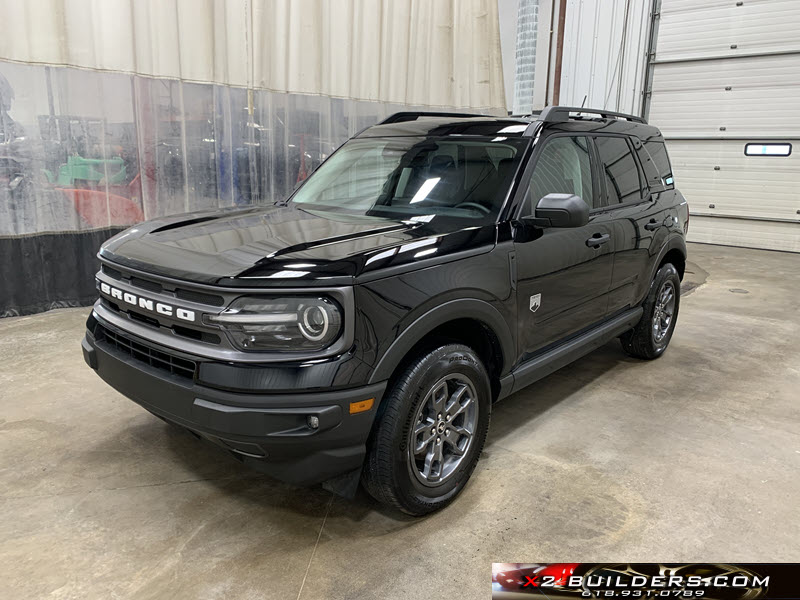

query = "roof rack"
(379, 111), (485, 125)
(538, 106), (647, 124)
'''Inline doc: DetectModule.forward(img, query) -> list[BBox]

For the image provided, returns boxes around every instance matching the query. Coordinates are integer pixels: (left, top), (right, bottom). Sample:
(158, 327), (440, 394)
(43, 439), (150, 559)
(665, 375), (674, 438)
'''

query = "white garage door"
(646, 0), (800, 252)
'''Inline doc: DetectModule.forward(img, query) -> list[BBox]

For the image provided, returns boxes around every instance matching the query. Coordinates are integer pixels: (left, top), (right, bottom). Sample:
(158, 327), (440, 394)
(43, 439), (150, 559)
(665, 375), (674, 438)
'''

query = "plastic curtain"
(0, 61), (490, 316)
(0, 61), (456, 236)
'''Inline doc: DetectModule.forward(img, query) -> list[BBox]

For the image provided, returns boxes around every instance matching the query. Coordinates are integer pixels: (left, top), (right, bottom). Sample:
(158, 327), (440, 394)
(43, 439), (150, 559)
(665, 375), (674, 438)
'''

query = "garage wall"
(646, 0), (800, 252)
(0, 0), (507, 317)
(557, 0), (651, 115)
(0, 0), (505, 110)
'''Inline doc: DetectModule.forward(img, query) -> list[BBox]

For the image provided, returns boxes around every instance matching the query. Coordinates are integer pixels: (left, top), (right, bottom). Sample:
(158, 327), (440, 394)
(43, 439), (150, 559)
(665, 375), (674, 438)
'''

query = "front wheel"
(620, 263), (681, 359)
(362, 344), (491, 516)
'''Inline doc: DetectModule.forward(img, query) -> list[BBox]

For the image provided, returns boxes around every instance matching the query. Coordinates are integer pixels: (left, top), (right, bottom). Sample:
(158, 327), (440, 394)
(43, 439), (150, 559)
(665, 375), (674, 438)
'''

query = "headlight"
(204, 296), (342, 351)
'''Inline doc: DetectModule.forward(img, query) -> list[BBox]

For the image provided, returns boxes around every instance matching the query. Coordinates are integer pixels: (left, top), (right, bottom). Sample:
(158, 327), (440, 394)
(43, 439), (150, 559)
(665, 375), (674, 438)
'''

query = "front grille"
(102, 264), (123, 280)
(101, 263), (224, 307)
(98, 262), (227, 346)
(130, 276), (162, 294)
(97, 325), (197, 380)
(176, 288), (224, 306)
(100, 298), (222, 345)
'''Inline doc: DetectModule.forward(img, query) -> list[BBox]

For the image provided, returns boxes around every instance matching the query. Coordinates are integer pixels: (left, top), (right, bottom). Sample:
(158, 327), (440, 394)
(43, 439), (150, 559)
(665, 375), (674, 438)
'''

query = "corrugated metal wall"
(558, 0), (651, 115)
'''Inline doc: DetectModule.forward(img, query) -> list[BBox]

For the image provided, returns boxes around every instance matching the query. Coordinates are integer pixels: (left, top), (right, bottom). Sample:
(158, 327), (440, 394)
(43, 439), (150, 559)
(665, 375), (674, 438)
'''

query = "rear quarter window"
(594, 135), (643, 205)
(636, 138), (674, 191)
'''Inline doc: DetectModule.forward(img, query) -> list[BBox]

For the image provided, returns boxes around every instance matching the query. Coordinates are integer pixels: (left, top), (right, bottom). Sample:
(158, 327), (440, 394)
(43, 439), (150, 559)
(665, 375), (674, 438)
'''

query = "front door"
(513, 134), (615, 361)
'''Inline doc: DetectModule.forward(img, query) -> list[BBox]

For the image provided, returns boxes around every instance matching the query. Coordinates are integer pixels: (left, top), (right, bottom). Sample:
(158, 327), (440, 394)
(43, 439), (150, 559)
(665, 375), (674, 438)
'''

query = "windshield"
(290, 136), (529, 223)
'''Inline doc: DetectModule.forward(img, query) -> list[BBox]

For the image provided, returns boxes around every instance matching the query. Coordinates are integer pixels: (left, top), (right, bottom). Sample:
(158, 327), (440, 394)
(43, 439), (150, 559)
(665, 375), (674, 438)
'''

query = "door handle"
(644, 219), (660, 231)
(586, 233), (611, 248)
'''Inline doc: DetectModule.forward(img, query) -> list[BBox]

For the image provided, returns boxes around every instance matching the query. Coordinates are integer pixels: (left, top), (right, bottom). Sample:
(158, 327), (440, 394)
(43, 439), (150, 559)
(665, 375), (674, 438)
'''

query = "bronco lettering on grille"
(99, 281), (196, 322)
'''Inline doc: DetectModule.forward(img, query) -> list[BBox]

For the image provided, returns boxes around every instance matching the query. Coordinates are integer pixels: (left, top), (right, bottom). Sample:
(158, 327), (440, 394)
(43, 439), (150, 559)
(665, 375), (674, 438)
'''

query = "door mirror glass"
(527, 193), (589, 228)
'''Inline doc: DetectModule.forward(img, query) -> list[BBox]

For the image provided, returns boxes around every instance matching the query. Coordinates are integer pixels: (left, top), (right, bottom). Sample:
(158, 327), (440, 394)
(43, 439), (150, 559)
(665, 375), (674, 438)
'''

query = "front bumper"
(83, 315), (386, 486)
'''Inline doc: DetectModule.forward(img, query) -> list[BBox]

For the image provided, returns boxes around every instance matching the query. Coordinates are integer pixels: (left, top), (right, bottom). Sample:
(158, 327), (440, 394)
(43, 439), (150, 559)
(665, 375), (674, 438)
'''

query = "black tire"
(620, 263), (681, 359)
(362, 344), (491, 516)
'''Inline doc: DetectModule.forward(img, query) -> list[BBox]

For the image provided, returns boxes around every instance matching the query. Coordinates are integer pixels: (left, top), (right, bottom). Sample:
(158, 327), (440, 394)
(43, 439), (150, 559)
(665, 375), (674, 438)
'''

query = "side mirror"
(526, 193), (589, 228)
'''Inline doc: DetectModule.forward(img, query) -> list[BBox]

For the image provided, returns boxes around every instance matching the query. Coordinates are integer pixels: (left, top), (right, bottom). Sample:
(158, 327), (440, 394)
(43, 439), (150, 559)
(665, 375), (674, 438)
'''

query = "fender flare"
(649, 234), (687, 283)
(367, 298), (515, 384)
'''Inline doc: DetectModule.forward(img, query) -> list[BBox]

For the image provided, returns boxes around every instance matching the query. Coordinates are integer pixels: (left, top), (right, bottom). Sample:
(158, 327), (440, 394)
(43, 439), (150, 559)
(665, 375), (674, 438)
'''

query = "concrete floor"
(1, 242), (799, 599)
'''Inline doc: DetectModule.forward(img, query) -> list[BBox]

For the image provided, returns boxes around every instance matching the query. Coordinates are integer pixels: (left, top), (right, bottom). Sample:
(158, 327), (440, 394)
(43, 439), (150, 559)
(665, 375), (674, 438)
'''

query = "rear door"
(513, 134), (615, 361)
(591, 134), (662, 314)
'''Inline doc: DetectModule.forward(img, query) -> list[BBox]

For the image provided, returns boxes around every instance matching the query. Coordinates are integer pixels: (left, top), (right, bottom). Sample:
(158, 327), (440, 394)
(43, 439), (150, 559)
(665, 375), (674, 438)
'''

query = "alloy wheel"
(409, 374), (478, 486)
(652, 280), (676, 343)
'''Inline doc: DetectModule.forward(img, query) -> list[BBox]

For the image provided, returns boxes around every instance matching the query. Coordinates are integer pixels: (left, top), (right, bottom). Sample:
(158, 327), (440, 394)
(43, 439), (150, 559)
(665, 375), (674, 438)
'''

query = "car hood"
(99, 204), (497, 286)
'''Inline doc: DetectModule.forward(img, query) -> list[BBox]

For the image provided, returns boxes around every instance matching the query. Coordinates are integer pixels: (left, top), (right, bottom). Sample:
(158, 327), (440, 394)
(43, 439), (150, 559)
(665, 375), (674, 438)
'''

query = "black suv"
(82, 107), (688, 515)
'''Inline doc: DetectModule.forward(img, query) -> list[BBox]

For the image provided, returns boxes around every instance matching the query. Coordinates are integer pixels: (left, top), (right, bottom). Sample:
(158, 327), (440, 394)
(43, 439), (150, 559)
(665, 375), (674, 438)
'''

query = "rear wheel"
(620, 263), (681, 359)
(362, 344), (491, 515)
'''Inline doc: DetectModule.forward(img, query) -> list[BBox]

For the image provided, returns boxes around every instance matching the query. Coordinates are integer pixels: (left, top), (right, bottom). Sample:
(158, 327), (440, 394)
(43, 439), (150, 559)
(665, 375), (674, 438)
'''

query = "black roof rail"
(378, 111), (485, 125)
(538, 106), (647, 124)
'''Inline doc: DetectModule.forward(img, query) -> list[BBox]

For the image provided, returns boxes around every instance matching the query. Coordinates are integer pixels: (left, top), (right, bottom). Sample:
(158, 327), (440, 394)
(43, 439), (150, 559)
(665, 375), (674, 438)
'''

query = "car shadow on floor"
(156, 419), (419, 522)
(486, 341), (634, 444)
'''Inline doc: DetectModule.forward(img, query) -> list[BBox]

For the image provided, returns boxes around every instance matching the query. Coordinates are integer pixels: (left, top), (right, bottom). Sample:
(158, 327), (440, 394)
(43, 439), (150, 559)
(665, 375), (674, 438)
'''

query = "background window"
(744, 143), (792, 156)
(595, 136), (643, 205)
(527, 135), (594, 212)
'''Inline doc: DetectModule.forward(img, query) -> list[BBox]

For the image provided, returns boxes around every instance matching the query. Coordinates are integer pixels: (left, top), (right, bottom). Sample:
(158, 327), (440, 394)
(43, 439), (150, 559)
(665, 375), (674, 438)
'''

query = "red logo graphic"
(522, 575), (539, 587)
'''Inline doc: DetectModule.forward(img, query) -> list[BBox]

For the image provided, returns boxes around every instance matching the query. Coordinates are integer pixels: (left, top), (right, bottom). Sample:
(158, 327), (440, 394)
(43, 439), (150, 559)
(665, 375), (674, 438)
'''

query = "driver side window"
(524, 135), (595, 215)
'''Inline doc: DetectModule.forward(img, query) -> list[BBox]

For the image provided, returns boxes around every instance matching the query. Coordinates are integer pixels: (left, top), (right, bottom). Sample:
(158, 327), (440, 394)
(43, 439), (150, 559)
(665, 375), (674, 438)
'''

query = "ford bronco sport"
(82, 107), (689, 515)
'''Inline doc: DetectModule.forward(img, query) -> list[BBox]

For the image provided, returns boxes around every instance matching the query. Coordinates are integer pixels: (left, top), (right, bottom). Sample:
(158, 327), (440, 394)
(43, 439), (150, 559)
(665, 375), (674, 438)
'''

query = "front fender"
(367, 298), (515, 384)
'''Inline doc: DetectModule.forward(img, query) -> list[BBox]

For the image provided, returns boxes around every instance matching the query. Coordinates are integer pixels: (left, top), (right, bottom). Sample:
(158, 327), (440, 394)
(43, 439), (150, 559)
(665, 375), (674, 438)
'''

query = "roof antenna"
(576, 94), (587, 117)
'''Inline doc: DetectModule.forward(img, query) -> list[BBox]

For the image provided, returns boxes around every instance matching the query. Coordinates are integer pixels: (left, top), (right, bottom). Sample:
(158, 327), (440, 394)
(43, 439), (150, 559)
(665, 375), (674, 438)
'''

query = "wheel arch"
(367, 299), (515, 401)
(652, 235), (687, 282)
